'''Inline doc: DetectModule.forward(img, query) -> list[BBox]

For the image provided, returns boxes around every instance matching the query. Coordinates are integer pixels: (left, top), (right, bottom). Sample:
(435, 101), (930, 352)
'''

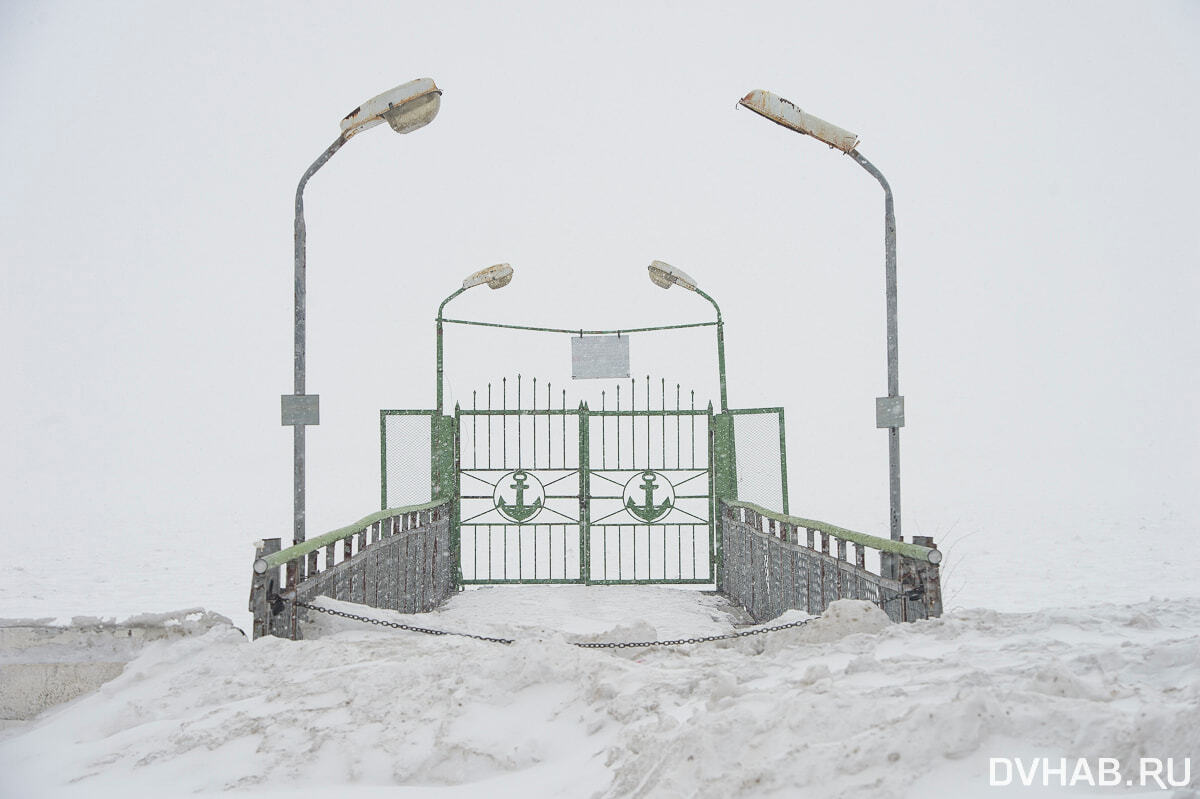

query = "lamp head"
(462, 263), (513, 290)
(738, 89), (859, 153)
(647, 260), (697, 291)
(340, 78), (442, 138)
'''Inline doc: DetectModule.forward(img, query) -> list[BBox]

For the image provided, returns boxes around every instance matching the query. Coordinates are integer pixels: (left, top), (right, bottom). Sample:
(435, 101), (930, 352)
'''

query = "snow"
(0, 609), (230, 666)
(1, 3), (1197, 796)
(2, 588), (1197, 798)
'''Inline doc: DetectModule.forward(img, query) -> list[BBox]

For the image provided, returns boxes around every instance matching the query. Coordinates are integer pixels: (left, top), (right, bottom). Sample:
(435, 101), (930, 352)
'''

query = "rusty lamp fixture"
(340, 79), (442, 137)
(647, 261), (727, 412)
(282, 78), (442, 545)
(437, 264), (514, 412)
(737, 89), (904, 550)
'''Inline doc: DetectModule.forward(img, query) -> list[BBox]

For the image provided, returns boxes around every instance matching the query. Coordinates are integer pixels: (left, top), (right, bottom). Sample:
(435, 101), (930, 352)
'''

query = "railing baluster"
(398, 525), (409, 612)
(338, 538), (351, 600)
(836, 538), (847, 599)
(417, 511), (428, 611)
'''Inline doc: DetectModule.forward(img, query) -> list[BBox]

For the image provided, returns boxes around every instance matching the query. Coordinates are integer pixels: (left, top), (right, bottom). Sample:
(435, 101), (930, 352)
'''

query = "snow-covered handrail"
(722, 500), (941, 564)
(718, 501), (943, 623)
(255, 498), (449, 572)
(249, 498), (455, 639)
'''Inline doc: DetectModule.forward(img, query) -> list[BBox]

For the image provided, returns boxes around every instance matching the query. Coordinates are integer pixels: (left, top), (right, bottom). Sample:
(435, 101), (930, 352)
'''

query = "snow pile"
(0, 609), (233, 664)
(1, 588), (1197, 798)
(0, 609), (233, 726)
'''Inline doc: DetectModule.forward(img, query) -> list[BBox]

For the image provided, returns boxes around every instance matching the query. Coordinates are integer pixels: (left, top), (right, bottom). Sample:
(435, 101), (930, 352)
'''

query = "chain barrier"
(282, 596), (812, 648)
(571, 617), (812, 648)
(290, 599), (516, 644)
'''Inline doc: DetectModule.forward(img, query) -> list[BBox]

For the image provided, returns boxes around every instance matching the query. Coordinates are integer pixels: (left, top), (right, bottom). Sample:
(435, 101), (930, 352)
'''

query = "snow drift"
(1, 587), (1197, 798)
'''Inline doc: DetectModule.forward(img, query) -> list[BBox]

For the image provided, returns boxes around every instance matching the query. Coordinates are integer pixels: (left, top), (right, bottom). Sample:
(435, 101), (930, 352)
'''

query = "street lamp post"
(282, 78), (442, 545)
(737, 89), (905, 556)
(436, 264), (514, 413)
(646, 260), (728, 412)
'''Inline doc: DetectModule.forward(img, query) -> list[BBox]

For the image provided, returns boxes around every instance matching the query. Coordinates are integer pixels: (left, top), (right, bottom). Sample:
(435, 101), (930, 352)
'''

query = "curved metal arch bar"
(439, 318), (718, 335)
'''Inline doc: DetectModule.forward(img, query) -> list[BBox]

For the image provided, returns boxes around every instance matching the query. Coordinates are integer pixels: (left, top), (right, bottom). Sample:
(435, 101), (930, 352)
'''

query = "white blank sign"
(571, 335), (630, 379)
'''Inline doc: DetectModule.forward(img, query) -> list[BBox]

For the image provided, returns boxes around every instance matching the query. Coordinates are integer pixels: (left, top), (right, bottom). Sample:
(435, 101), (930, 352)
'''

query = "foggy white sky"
(1, 1), (1196, 597)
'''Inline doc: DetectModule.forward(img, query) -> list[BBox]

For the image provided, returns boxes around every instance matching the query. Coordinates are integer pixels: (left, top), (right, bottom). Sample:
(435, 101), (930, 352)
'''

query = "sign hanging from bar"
(571, 335), (630, 380)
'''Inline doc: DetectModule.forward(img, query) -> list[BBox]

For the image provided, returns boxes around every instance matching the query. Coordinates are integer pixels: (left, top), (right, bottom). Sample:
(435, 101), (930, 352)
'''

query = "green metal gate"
(380, 382), (789, 586)
(455, 377), (714, 584)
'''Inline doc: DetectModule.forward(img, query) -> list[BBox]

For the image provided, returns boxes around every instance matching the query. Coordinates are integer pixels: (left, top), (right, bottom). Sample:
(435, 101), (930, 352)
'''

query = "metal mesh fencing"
(732, 409), (788, 514)
(382, 412), (433, 508)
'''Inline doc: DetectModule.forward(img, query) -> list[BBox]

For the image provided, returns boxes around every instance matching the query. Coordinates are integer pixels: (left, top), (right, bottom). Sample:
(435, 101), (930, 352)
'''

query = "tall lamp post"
(436, 264), (514, 413)
(737, 89), (905, 554)
(282, 78), (442, 545)
(646, 260), (728, 412)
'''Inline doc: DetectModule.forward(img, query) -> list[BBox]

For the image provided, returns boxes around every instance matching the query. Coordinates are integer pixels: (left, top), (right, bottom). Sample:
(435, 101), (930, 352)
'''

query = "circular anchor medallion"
(493, 470), (545, 523)
(622, 470), (675, 523)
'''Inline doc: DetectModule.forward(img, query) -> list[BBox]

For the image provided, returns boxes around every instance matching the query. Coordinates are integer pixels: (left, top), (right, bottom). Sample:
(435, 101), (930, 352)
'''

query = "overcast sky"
(1, 2), (1196, 601)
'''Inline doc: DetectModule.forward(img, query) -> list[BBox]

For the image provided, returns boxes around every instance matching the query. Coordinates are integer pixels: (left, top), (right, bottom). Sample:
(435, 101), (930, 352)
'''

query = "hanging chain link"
(571, 617), (812, 648)
(286, 597), (811, 648)
(292, 599), (516, 644)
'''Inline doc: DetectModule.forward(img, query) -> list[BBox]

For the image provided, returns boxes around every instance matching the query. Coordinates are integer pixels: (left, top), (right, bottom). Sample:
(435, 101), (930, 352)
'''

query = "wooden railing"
(248, 499), (453, 639)
(718, 500), (942, 623)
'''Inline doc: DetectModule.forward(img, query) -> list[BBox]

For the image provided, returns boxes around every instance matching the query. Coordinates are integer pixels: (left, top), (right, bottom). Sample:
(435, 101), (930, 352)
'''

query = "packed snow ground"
(1, 587), (1197, 798)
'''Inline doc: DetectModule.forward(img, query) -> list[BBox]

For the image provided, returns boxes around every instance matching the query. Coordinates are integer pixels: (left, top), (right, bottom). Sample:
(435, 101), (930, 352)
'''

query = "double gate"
(455, 379), (714, 584)
(382, 379), (789, 586)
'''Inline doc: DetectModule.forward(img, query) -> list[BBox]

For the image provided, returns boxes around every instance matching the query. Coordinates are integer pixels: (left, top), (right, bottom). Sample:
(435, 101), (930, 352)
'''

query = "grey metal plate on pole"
(875, 396), (904, 428)
(282, 394), (320, 426)
(571, 335), (630, 380)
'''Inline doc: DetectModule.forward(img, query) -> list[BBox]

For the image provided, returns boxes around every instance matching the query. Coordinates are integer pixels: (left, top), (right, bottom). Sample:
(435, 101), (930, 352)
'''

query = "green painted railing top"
(261, 498), (450, 569)
(721, 500), (940, 563)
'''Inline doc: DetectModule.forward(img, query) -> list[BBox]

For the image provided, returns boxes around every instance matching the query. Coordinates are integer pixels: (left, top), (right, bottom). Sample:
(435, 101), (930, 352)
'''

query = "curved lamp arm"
(646, 261), (728, 412)
(294, 134), (349, 395)
(436, 265), (513, 413)
(846, 150), (898, 399)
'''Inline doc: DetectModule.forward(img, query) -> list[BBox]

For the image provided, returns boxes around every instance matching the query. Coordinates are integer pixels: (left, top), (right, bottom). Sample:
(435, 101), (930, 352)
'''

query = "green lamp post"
(646, 260), (728, 412)
(436, 264), (514, 413)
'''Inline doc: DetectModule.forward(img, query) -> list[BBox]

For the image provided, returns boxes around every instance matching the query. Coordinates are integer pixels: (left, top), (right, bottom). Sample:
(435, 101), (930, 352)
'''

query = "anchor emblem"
(493, 470), (544, 523)
(623, 470), (674, 523)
